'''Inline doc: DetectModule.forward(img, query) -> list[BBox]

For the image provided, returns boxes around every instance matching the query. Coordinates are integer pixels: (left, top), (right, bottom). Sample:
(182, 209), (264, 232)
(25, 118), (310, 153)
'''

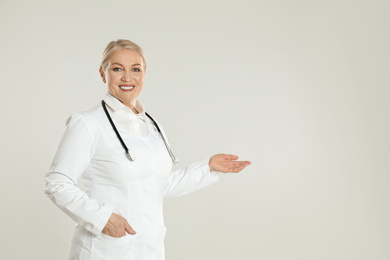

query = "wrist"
(208, 158), (214, 172)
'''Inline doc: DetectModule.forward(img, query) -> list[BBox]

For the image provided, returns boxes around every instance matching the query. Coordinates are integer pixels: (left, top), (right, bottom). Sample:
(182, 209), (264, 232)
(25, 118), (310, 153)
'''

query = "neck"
(127, 105), (138, 114)
(121, 100), (138, 114)
(107, 92), (139, 114)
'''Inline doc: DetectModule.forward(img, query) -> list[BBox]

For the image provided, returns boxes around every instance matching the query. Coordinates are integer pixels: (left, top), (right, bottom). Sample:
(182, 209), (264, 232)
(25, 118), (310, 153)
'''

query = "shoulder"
(64, 103), (106, 139)
(66, 103), (103, 125)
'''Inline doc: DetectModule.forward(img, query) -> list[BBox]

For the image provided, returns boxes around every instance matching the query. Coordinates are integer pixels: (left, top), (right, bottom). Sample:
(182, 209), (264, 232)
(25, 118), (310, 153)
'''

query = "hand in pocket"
(102, 213), (136, 237)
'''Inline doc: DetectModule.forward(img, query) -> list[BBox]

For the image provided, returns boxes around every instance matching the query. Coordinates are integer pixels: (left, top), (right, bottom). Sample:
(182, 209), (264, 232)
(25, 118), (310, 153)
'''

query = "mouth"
(119, 85), (135, 91)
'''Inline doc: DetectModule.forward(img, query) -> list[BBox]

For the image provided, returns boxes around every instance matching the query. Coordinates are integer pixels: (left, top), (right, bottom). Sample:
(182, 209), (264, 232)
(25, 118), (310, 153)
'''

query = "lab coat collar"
(103, 93), (145, 116)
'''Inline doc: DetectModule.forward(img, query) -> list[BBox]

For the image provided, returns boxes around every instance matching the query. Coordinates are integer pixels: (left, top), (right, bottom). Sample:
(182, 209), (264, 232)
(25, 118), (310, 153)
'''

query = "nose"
(121, 70), (132, 82)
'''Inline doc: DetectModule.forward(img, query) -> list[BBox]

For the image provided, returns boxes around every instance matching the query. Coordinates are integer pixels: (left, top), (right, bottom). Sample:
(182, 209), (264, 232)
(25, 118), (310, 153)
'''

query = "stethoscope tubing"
(101, 100), (179, 165)
(145, 111), (179, 165)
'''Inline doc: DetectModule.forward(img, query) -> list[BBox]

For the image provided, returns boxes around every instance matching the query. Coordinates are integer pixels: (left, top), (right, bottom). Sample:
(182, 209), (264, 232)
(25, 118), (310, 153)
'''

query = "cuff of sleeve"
(203, 157), (221, 179)
(91, 204), (114, 236)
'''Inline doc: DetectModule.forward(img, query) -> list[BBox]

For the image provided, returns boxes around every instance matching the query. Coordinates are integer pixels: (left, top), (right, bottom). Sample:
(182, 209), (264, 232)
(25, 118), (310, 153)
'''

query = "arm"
(155, 118), (251, 197)
(164, 158), (220, 197)
(164, 154), (251, 197)
(44, 113), (114, 236)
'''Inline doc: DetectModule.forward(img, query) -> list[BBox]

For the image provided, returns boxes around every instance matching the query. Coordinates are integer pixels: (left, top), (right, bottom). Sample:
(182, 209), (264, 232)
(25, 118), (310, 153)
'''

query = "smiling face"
(100, 48), (146, 111)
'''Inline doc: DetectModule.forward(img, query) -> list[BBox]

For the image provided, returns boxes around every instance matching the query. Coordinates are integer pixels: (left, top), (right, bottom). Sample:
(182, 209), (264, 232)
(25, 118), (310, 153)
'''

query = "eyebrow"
(111, 62), (142, 67)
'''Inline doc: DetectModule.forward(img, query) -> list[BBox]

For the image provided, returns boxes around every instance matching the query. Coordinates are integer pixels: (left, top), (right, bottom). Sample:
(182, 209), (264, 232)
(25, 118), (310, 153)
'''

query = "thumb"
(224, 154), (239, 161)
(125, 221), (136, 235)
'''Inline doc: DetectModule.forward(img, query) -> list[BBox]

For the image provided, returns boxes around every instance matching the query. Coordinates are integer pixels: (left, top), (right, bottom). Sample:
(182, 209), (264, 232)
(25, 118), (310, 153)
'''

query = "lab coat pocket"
(91, 233), (136, 260)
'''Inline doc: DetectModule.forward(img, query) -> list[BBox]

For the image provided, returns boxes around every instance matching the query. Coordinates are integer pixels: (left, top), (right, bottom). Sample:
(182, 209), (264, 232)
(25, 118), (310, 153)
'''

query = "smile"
(119, 85), (134, 90)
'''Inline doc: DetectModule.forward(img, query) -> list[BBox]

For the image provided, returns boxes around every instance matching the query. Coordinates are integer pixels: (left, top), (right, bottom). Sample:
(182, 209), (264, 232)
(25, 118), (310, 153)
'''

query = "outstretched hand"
(209, 154), (251, 173)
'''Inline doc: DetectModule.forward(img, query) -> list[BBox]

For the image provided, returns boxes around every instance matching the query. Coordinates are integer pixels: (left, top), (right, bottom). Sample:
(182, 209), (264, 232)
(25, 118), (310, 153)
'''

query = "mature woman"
(45, 39), (251, 260)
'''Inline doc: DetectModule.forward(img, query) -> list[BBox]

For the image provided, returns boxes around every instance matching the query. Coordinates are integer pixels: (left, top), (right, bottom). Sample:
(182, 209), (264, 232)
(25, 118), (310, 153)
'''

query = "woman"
(45, 39), (251, 260)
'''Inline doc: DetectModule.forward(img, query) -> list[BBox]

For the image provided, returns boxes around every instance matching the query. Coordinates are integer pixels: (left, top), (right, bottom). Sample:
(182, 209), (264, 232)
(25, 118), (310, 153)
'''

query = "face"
(100, 48), (146, 109)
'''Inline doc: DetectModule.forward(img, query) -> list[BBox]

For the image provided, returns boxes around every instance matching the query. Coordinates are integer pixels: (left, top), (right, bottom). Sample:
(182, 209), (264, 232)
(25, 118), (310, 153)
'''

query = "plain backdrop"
(0, 0), (389, 259)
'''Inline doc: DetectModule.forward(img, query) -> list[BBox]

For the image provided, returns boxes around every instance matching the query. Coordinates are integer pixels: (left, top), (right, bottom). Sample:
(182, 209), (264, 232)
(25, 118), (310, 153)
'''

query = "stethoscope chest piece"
(126, 151), (135, 161)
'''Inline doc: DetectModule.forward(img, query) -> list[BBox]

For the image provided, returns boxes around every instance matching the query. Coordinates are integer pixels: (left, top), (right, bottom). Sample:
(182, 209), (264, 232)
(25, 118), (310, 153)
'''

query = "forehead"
(109, 48), (144, 65)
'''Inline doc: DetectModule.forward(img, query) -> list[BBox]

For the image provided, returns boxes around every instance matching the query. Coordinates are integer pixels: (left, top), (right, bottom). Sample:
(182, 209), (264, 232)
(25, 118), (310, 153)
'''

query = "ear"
(99, 67), (106, 83)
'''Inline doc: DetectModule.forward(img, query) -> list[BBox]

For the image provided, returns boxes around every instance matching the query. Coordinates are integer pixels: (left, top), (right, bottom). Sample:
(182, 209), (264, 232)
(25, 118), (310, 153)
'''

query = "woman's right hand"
(102, 213), (136, 237)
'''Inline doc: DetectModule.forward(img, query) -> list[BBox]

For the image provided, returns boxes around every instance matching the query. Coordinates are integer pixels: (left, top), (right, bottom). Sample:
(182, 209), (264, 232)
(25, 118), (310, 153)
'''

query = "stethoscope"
(102, 100), (179, 165)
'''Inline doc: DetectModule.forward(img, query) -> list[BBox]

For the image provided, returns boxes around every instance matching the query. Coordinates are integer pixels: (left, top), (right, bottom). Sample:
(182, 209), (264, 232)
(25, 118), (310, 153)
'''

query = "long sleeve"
(44, 113), (113, 236)
(164, 158), (220, 197)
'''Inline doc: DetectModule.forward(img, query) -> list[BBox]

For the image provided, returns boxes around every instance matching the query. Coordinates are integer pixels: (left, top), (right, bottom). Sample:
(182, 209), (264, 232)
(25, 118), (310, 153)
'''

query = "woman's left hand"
(209, 154), (251, 173)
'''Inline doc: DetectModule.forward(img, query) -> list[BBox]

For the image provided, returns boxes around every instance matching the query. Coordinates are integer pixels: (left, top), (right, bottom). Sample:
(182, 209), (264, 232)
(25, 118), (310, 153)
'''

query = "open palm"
(209, 154), (251, 173)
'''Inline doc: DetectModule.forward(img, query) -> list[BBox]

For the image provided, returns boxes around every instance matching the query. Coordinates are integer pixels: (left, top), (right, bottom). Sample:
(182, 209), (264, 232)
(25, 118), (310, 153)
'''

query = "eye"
(113, 67), (122, 71)
(132, 68), (141, 72)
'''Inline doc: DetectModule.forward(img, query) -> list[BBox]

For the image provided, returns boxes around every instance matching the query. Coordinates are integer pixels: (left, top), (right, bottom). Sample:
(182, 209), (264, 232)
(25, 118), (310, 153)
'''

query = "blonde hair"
(100, 39), (146, 71)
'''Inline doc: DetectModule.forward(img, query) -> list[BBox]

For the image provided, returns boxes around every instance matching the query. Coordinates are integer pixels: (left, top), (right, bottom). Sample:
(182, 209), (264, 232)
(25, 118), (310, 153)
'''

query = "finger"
(219, 161), (242, 172)
(227, 161), (251, 173)
(242, 161), (252, 166)
(226, 160), (251, 168)
(125, 221), (136, 235)
(236, 162), (251, 171)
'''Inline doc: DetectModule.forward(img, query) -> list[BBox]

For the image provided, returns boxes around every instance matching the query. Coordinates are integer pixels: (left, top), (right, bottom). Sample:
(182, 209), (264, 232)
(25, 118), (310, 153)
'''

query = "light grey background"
(1, 0), (389, 259)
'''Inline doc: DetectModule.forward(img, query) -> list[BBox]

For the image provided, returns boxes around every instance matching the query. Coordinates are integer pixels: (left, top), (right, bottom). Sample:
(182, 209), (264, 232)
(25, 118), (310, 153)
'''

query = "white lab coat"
(45, 103), (219, 260)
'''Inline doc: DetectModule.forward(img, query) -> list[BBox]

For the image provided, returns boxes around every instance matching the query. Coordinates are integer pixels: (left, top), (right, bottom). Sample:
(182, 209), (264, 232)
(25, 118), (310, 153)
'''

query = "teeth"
(120, 86), (134, 90)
